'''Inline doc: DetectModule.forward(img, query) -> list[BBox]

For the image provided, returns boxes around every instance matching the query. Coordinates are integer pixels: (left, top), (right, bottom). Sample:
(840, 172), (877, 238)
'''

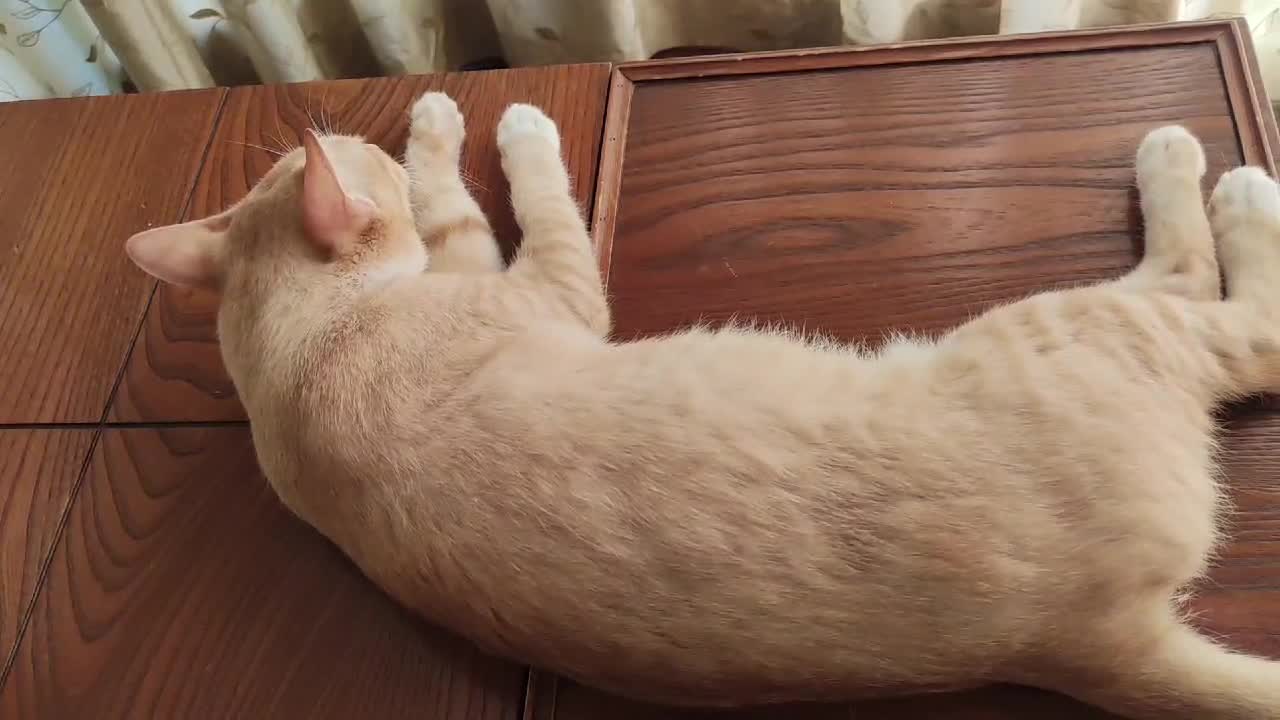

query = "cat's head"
(125, 131), (425, 293)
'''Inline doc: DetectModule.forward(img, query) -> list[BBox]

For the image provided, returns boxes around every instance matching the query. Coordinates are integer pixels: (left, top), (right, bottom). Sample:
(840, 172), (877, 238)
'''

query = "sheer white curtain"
(1, 1), (1277, 102)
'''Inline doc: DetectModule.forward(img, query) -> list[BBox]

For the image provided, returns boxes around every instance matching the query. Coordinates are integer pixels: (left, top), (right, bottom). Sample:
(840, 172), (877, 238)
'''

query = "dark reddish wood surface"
(0, 90), (225, 424)
(0, 428), (525, 719)
(1, 65), (611, 717)
(0, 431), (93, 670)
(533, 21), (1280, 720)
(109, 65), (612, 423)
(606, 44), (1237, 341)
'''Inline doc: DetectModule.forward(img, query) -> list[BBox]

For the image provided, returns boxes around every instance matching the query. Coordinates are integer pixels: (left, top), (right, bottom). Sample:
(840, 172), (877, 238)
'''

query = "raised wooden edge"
(616, 18), (1240, 82)
(1218, 19), (1280, 173)
(558, 17), (1280, 720)
(590, 68), (634, 292)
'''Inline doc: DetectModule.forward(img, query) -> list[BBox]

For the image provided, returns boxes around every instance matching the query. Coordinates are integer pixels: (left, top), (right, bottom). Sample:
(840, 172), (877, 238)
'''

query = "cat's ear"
(301, 129), (375, 256)
(125, 214), (229, 289)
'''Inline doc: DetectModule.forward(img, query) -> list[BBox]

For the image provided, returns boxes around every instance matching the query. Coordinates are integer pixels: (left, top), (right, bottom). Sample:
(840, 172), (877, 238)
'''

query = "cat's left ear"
(125, 214), (229, 290)
(301, 129), (375, 256)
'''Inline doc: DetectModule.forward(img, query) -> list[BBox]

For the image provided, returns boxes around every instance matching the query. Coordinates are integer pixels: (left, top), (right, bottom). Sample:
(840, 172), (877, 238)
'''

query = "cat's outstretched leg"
(1053, 608), (1280, 719)
(406, 92), (503, 273)
(1188, 165), (1280, 396)
(1212, 165), (1280, 307)
(1117, 126), (1220, 299)
(498, 103), (610, 336)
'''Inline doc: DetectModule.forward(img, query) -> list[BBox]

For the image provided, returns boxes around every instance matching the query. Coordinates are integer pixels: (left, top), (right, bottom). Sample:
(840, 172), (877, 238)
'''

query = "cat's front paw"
(1137, 125), (1206, 184)
(410, 92), (465, 157)
(1211, 166), (1280, 231)
(496, 103), (560, 155)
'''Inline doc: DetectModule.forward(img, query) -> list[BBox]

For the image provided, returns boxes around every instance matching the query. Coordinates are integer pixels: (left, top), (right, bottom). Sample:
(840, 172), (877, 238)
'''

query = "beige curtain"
(2, 1), (1278, 103)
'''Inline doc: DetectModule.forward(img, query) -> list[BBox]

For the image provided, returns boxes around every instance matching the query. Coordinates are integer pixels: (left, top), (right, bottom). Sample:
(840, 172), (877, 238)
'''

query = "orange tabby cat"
(125, 91), (1280, 719)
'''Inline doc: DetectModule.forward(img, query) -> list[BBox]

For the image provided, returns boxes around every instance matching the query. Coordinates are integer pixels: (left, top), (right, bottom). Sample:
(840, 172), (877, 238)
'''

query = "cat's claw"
(497, 103), (560, 154)
(1210, 166), (1280, 230)
(410, 92), (465, 157)
(1137, 125), (1206, 183)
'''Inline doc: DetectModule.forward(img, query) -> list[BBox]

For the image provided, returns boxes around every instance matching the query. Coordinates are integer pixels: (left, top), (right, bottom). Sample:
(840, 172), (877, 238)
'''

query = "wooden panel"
(606, 43), (1239, 340)
(109, 65), (612, 423)
(534, 21), (1280, 720)
(0, 430), (93, 672)
(0, 427), (524, 719)
(0, 90), (225, 424)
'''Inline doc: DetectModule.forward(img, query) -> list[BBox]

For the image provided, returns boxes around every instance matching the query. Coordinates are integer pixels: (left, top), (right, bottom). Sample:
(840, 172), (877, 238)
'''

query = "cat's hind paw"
(409, 92), (465, 157)
(1137, 125), (1207, 184)
(497, 103), (560, 154)
(1211, 166), (1280, 232)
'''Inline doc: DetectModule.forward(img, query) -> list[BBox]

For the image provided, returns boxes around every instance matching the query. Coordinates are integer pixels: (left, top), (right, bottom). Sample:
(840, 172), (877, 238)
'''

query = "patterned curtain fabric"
(1, 0), (1277, 103)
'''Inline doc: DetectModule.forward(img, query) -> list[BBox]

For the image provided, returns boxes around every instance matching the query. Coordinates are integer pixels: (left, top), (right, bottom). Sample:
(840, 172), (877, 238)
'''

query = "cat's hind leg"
(1116, 126), (1220, 300)
(499, 103), (610, 336)
(1211, 165), (1280, 308)
(1187, 164), (1280, 396)
(1052, 606), (1280, 719)
(406, 92), (504, 273)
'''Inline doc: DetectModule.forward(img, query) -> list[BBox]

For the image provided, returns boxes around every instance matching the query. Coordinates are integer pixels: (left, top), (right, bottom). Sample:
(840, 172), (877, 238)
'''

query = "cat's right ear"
(125, 214), (229, 290)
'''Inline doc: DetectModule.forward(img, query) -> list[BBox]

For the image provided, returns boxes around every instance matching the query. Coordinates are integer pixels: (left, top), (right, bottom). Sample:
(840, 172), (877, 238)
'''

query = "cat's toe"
(1137, 125), (1206, 183)
(410, 92), (465, 154)
(1211, 167), (1280, 229)
(497, 103), (560, 153)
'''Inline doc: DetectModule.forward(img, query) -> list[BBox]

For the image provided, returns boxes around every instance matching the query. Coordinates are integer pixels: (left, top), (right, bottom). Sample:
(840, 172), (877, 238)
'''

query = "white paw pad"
(1211, 166), (1280, 221)
(1136, 125), (1206, 181)
(497, 104), (560, 153)
(410, 92), (464, 149)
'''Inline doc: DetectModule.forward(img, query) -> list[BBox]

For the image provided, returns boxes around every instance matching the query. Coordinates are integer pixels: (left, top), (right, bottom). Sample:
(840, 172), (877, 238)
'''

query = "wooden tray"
(532, 19), (1280, 720)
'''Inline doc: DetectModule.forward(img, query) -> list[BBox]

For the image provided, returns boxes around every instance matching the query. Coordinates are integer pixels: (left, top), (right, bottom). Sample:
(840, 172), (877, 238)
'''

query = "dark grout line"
(105, 420), (250, 429)
(0, 430), (100, 687)
(0, 420), (250, 431)
(0, 422), (100, 431)
(0, 90), (237, 693)
(98, 87), (232, 428)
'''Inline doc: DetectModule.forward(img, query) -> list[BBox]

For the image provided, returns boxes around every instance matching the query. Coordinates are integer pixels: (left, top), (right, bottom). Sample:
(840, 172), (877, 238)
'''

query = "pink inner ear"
(125, 216), (227, 289)
(301, 130), (374, 255)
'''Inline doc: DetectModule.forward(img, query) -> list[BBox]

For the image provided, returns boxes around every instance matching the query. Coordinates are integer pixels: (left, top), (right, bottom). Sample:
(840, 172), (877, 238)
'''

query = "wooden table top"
(0, 64), (611, 718)
(0, 18), (1277, 720)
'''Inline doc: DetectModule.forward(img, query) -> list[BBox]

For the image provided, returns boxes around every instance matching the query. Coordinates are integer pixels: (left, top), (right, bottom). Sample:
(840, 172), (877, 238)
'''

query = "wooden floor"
(1, 20), (1278, 720)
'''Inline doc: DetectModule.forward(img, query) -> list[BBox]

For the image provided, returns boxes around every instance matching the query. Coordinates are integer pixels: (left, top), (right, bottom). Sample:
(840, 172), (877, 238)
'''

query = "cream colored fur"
(125, 93), (1280, 719)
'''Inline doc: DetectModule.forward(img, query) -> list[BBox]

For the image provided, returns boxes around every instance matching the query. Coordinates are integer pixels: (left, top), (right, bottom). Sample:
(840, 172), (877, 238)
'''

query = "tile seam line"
(0, 88), (232, 696)
(99, 88), (231, 428)
(0, 430), (98, 688)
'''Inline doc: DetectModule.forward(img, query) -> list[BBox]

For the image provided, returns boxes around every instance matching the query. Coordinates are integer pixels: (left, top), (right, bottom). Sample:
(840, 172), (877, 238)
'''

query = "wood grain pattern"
(0, 427), (525, 719)
(606, 44), (1239, 341)
(536, 22), (1280, 720)
(0, 90), (225, 424)
(109, 66), (611, 423)
(0, 430), (93, 675)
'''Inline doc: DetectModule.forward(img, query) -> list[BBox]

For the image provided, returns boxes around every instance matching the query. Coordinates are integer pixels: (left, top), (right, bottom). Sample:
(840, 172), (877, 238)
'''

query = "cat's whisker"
(313, 86), (337, 136)
(268, 119), (295, 155)
(274, 115), (288, 147)
(305, 92), (323, 136)
(268, 129), (295, 155)
(458, 168), (489, 194)
(227, 139), (286, 158)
